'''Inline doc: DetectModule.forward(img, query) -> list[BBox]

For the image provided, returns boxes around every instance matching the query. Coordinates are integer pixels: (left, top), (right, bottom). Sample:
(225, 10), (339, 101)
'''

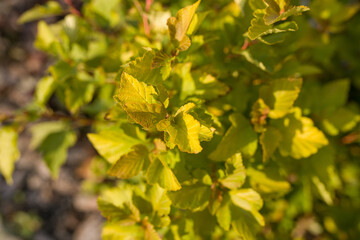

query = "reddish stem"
(133, 0), (151, 36)
(143, 15), (150, 36)
(341, 132), (359, 144)
(145, 0), (154, 12)
(64, 0), (83, 17)
(241, 39), (258, 50)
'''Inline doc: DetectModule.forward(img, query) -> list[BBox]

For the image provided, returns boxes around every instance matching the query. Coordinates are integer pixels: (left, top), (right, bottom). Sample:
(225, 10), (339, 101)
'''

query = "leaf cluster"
(2, 0), (360, 239)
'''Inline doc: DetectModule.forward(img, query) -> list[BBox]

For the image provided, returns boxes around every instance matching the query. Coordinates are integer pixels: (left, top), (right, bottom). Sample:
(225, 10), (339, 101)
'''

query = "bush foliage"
(1, 0), (360, 239)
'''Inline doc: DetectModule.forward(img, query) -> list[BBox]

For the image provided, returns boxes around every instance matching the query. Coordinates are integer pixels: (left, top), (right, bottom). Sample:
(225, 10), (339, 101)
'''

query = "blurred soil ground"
(0, 1), (103, 239)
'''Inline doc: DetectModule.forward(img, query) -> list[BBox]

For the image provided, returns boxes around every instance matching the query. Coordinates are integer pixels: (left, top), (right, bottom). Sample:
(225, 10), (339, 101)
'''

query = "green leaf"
(248, 10), (299, 42)
(107, 145), (148, 179)
(167, 0), (201, 51)
(322, 107), (360, 136)
(260, 77), (302, 118)
(274, 58), (322, 77)
(236, 50), (271, 72)
(275, 109), (328, 159)
(0, 127), (20, 184)
(173, 63), (196, 100)
(257, 31), (291, 45)
(65, 80), (95, 114)
(229, 189), (264, 226)
(314, 79), (350, 113)
(114, 72), (166, 129)
(146, 153), (181, 191)
(263, 0), (310, 25)
(30, 121), (68, 149)
(187, 11), (209, 35)
(247, 168), (291, 196)
(30, 121), (76, 178)
(303, 146), (339, 205)
(147, 184), (171, 218)
(249, 0), (267, 11)
(87, 0), (122, 27)
(167, 184), (211, 211)
(248, 11), (271, 40)
(231, 210), (259, 240)
(34, 76), (57, 106)
(88, 128), (142, 164)
(50, 61), (76, 82)
(61, 14), (82, 42)
(18, 1), (63, 24)
(209, 113), (258, 161)
(216, 194), (232, 231)
(260, 126), (282, 162)
(312, 176), (333, 205)
(219, 153), (246, 189)
(192, 72), (230, 100)
(156, 103), (202, 154)
(38, 130), (76, 178)
(216, 192), (262, 237)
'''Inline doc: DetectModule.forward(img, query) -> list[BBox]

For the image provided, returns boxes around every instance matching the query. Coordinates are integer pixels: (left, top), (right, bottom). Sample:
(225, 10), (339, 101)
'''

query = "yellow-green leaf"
(260, 126), (282, 162)
(98, 185), (140, 221)
(115, 72), (166, 129)
(260, 77), (302, 118)
(30, 121), (68, 149)
(35, 76), (57, 106)
(35, 20), (56, 46)
(229, 189), (264, 226)
(275, 109), (328, 159)
(289, 117), (328, 159)
(18, 1), (63, 24)
(147, 184), (171, 217)
(156, 103), (202, 154)
(264, 0), (309, 25)
(167, 0), (201, 51)
(107, 145), (148, 179)
(0, 127), (20, 184)
(102, 223), (144, 240)
(209, 113), (258, 161)
(167, 184), (211, 210)
(249, 0), (267, 11)
(219, 153), (246, 189)
(123, 51), (171, 85)
(216, 194), (232, 230)
(88, 128), (142, 164)
(248, 11), (298, 42)
(146, 154), (181, 191)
